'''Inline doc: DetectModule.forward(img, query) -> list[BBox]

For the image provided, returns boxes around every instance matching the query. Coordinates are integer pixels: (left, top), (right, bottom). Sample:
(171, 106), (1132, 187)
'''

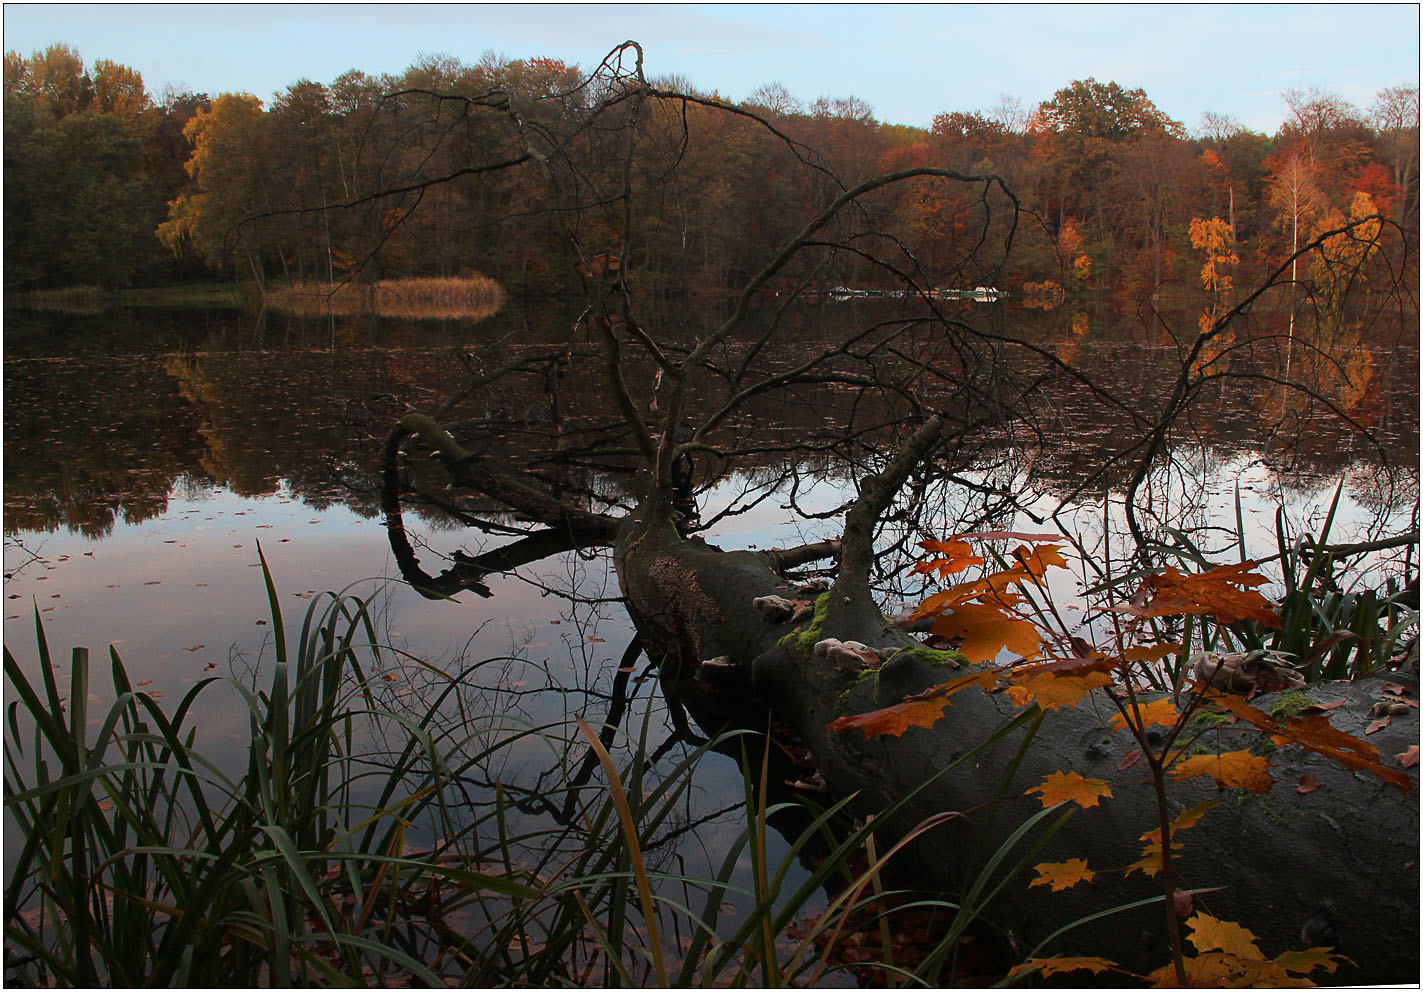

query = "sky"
(3, 3), (1419, 134)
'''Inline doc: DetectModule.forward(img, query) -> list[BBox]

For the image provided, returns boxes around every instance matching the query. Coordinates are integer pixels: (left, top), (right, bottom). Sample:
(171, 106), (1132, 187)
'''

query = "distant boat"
(822, 286), (1004, 303)
(935, 286), (1004, 303)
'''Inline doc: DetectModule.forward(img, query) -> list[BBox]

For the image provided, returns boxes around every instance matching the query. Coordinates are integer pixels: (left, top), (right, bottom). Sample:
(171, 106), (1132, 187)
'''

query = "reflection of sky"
(4, 441), (1415, 951)
(3, 478), (802, 929)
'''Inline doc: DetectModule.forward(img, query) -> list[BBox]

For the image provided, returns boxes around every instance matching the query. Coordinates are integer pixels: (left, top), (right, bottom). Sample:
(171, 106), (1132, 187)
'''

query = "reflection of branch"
(382, 412), (619, 598)
(838, 414), (946, 592)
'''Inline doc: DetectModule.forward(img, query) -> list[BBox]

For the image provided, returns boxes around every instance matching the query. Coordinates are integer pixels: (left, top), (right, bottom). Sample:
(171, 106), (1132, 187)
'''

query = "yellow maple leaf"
(1006, 670), (1112, 711)
(1027, 770), (1112, 809)
(1170, 750), (1274, 793)
(1109, 696), (1180, 733)
(1028, 858), (1095, 892)
(1146, 951), (1245, 987)
(1127, 836), (1169, 878)
(932, 601), (1043, 664)
(1275, 947), (1347, 974)
(1186, 913), (1262, 959)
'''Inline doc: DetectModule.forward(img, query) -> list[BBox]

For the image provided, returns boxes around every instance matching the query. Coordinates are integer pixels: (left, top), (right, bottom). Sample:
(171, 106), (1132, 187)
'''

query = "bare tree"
(339, 43), (1417, 981)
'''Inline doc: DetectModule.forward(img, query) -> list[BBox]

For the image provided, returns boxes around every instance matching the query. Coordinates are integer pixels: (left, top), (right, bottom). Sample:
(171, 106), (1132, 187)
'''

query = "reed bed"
(266, 275), (505, 320)
(13, 285), (108, 314)
(4, 549), (1067, 987)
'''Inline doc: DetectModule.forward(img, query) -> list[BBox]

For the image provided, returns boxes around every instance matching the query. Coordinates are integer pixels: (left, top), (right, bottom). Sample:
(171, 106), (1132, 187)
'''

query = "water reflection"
(4, 302), (1416, 541)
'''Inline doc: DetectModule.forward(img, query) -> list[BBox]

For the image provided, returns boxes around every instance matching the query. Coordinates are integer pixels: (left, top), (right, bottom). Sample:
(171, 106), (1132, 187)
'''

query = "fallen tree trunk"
(386, 411), (1418, 984)
(610, 501), (1419, 986)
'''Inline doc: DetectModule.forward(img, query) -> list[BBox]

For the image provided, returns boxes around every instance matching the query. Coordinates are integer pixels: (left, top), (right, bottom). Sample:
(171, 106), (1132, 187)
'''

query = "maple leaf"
(1186, 913), (1262, 959)
(1397, 744), (1420, 768)
(1169, 750), (1274, 793)
(1145, 952), (1248, 988)
(1109, 695), (1180, 733)
(1007, 955), (1114, 981)
(1011, 542), (1070, 578)
(1029, 858), (1095, 892)
(912, 537), (983, 578)
(1274, 947), (1346, 975)
(827, 669), (1000, 738)
(1006, 670), (1112, 711)
(1114, 561), (1281, 628)
(1205, 691), (1411, 792)
(1028, 770), (1112, 809)
(1127, 839), (1167, 878)
(931, 601), (1043, 663)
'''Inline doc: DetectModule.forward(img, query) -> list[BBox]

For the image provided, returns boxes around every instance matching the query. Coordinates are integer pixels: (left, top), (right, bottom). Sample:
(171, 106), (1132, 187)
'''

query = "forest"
(3, 38), (1420, 989)
(3, 42), (1418, 304)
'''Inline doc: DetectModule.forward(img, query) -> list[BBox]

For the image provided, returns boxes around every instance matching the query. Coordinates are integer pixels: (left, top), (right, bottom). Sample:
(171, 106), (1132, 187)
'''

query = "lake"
(3, 297), (1417, 976)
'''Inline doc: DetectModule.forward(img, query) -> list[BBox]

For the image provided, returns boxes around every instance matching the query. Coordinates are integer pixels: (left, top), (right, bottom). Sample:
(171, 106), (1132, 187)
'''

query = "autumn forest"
(4, 43), (1418, 305)
(4, 37), (1421, 989)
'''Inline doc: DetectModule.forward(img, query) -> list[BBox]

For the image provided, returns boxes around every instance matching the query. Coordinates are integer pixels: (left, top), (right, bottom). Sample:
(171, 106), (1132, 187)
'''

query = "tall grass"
(5, 549), (1073, 986)
(265, 276), (505, 320)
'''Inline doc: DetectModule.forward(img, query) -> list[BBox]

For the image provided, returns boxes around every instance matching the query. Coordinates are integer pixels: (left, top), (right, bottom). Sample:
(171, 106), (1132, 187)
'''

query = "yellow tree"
(1187, 216), (1238, 296)
(157, 93), (272, 283)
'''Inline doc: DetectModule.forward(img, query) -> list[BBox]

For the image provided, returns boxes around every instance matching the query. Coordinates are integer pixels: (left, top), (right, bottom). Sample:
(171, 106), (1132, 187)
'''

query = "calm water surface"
(4, 301), (1417, 960)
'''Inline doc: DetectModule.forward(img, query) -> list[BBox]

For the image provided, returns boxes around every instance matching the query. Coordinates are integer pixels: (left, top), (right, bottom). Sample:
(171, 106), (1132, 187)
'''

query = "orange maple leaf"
(1006, 670), (1112, 711)
(1169, 750), (1274, 793)
(826, 669), (1000, 738)
(1011, 542), (1070, 577)
(1029, 858), (1095, 892)
(913, 537), (984, 578)
(1109, 695), (1180, 733)
(1115, 562), (1281, 628)
(1028, 770), (1112, 809)
(1007, 955), (1114, 981)
(1186, 913), (1262, 959)
(932, 601), (1043, 664)
(1206, 691), (1411, 792)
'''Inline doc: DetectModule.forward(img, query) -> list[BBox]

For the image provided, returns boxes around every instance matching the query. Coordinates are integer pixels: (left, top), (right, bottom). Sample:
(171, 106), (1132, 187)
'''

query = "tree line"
(4, 43), (1418, 302)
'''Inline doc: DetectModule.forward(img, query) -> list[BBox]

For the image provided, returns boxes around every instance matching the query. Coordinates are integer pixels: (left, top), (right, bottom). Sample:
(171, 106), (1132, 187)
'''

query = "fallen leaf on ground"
(1296, 773), (1322, 794)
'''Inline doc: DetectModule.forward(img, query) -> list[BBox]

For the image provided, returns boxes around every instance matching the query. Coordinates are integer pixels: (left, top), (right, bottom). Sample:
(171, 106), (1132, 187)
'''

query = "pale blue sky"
(3, 3), (1418, 134)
